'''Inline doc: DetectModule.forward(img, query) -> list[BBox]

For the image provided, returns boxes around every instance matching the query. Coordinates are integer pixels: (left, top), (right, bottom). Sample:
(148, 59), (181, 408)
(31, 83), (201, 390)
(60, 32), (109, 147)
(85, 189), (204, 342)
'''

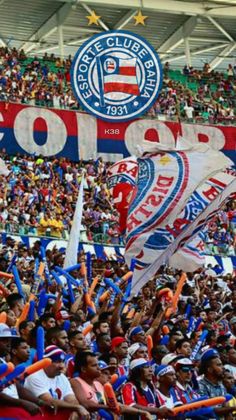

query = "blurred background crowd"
(1, 47), (236, 124)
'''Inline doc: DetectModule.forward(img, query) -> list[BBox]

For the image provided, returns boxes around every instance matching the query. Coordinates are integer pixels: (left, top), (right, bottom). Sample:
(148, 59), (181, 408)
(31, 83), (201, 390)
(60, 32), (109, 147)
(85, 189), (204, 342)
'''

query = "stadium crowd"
(1, 46), (236, 123)
(0, 232), (234, 419)
(0, 151), (235, 255)
(0, 46), (235, 420)
(0, 151), (122, 246)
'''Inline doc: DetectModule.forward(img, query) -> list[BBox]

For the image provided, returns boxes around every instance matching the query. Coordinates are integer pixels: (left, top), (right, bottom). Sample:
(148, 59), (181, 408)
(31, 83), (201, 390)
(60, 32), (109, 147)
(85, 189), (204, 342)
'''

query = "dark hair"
(68, 330), (83, 341)
(70, 314), (82, 325)
(96, 333), (110, 345)
(199, 356), (218, 375)
(19, 320), (31, 332)
(99, 311), (112, 322)
(169, 329), (181, 338)
(6, 293), (23, 309)
(46, 327), (63, 345)
(94, 320), (108, 332)
(129, 366), (156, 401)
(74, 351), (96, 375)
(151, 345), (167, 358)
(11, 337), (27, 351)
(99, 353), (117, 364)
(175, 338), (189, 351)
(39, 313), (55, 324)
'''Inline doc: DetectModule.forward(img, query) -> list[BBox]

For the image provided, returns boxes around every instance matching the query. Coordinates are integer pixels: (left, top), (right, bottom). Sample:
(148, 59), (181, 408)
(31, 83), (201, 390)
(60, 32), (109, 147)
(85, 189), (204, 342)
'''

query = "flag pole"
(64, 176), (84, 268)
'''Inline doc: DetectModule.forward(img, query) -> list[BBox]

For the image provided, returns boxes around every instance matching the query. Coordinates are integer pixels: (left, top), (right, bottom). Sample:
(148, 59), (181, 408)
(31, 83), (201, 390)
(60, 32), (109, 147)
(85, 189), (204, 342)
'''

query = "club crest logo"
(71, 30), (162, 121)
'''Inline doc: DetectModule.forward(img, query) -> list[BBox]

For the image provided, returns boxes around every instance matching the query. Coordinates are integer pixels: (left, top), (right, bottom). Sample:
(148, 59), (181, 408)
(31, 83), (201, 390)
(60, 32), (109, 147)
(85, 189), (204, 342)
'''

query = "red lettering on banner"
(203, 186), (221, 201)
(138, 205), (152, 217)
(132, 175), (175, 223)
(117, 163), (138, 178)
(146, 194), (163, 207)
(126, 214), (141, 231)
(166, 218), (190, 237)
(156, 175), (174, 188)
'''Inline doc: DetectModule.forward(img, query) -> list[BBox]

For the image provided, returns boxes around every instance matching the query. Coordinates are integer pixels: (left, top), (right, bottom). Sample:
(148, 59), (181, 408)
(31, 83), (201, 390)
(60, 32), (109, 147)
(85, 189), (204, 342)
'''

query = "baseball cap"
(201, 348), (219, 362)
(161, 353), (181, 365)
(44, 346), (65, 362)
(155, 364), (175, 377)
(111, 337), (126, 350)
(129, 326), (145, 339)
(130, 358), (150, 371)
(175, 358), (193, 370)
(55, 310), (70, 321)
(0, 323), (14, 338)
(98, 360), (111, 371)
(128, 343), (142, 357)
(230, 317), (236, 325)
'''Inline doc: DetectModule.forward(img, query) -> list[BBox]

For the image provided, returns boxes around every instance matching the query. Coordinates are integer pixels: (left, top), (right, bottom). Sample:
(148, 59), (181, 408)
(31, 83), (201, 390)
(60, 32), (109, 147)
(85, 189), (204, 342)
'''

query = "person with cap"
(85, 357), (154, 419)
(161, 353), (183, 367)
(155, 364), (180, 411)
(129, 343), (148, 361)
(97, 360), (112, 386)
(0, 323), (45, 419)
(111, 337), (129, 376)
(24, 345), (90, 419)
(129, 326), (146, 345)
(174, 358), (200, 404)
(122, 358), (173, 419)
(198, 349), (236, 418)
(56, 310), (71, 327)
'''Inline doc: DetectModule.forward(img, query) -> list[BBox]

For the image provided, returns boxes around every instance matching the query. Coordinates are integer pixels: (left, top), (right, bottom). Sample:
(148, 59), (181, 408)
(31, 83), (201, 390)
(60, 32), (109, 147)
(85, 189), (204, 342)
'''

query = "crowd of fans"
(0, 236), (234, 418)
(204, 200), (236, 256)
(146, 62), (236, 123)
(0, 47), (235, 420)
(0, 151), (122, 246)
(1, 46), (236, 124)
(0, 150), (235, 255)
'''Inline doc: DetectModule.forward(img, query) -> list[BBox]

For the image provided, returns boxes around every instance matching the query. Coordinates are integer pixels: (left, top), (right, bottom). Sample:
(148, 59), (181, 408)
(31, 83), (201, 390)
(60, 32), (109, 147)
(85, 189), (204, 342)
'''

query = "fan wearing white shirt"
(24, 345), (89, 419)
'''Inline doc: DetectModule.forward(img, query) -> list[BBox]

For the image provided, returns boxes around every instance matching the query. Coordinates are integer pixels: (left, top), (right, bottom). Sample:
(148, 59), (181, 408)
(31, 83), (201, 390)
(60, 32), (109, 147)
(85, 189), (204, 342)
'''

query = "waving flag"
(97, 55), (140, 96)
(169, 234), (206, 272)
(129, 169), (236, 295)
(107, 143), (235, 295)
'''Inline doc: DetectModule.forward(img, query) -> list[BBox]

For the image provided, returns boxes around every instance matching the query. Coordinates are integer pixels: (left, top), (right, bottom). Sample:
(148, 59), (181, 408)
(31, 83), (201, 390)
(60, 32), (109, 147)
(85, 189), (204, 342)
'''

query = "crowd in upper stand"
(1, 47), (236, 124)
(0, 150), (235, 255)
(0, 152), (121, 245)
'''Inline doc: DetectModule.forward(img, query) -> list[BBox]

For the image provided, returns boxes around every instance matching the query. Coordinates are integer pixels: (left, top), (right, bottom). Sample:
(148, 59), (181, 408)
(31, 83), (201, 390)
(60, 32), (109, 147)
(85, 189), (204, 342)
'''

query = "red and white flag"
(99, 55), (140, 96)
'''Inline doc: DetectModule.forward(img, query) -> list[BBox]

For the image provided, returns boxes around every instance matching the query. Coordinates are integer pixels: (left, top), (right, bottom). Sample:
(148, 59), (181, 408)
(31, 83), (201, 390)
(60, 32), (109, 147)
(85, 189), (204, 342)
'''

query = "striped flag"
(98, 55), (140, 96)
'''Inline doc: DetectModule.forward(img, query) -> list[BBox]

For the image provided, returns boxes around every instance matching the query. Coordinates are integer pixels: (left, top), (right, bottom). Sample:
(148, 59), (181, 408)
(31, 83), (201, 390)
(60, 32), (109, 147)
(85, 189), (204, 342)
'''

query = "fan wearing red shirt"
(122, 358), (173, 419)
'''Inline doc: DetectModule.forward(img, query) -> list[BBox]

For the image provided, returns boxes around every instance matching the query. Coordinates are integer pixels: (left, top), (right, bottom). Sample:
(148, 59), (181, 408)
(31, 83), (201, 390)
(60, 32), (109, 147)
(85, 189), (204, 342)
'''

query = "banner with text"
(0, 102), (235, 164)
